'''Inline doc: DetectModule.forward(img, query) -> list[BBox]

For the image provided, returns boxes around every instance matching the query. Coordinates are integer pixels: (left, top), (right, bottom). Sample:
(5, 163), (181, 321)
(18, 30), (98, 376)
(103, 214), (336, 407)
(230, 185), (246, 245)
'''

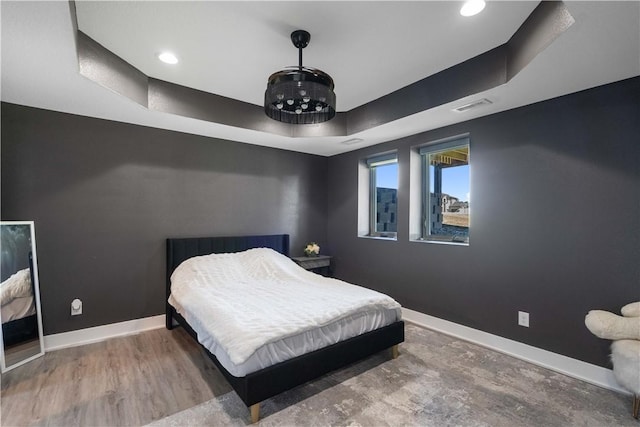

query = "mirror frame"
(0, 221), (45, 372)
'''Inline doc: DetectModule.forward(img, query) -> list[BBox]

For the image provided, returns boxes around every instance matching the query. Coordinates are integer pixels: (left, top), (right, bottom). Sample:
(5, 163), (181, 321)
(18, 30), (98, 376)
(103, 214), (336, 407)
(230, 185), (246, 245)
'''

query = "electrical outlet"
(518, 311), (529, 327)
(71, 298), (82, 316)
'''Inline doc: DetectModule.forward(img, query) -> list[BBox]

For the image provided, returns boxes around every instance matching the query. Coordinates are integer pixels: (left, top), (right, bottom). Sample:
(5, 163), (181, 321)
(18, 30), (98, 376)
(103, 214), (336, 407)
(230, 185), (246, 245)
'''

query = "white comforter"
(169, 248), (401, 366)
(1, 269), (32, 306)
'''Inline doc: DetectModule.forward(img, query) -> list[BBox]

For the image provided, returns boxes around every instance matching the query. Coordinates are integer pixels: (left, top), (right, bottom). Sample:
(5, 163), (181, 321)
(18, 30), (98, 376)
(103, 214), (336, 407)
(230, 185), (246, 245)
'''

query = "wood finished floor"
(1, 327), (230, 426)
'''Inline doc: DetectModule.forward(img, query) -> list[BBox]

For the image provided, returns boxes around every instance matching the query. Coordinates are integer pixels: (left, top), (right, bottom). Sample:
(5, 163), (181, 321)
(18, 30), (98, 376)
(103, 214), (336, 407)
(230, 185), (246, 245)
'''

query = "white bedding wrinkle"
(1, 296), (35, 323)
(0, 269), (32, 306)
(169, 248), (401, 367)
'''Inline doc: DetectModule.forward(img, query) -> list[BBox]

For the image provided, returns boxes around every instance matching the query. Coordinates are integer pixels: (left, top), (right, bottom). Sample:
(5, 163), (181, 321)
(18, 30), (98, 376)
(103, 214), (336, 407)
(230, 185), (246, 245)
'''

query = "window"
(420, 137), (469, 244)
(366, 153), (398, 238)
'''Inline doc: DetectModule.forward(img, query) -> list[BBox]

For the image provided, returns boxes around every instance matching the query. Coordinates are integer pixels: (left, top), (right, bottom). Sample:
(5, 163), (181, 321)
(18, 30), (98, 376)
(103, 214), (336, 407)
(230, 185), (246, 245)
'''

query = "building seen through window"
(375, 162), (398, 233)
(421, 139), (470, 243)
(366, 153), (398, 238)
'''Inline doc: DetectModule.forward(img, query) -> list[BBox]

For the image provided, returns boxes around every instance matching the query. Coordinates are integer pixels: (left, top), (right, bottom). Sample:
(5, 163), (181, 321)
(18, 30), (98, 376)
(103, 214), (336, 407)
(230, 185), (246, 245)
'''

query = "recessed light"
(158, 52), (178, 64)
(460, 0), (486, 17)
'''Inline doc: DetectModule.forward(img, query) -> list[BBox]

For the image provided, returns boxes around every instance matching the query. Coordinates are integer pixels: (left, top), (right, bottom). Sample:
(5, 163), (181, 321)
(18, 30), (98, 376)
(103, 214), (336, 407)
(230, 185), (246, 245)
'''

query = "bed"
(166, 234), (404, 423)
(1, 254), (38, 348)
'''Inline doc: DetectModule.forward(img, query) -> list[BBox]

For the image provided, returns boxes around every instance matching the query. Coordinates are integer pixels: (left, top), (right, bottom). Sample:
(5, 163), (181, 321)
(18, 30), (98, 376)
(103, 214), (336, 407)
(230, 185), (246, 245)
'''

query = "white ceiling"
(74, 1), (539, 111)
(2, 1), (639, 156)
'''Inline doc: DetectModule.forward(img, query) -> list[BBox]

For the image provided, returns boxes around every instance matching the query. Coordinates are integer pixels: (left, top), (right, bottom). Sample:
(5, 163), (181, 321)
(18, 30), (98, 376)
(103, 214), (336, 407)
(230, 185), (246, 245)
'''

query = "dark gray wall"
(2, 77), (638, 367)
(1, 103), (328, 335)
(327, 77), (640, 367)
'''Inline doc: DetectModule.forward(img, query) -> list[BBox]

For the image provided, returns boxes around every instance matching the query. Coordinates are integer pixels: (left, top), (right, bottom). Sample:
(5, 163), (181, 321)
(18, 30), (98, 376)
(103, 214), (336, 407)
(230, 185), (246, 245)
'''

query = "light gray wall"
(327, 77), (640, 367)
(1, 103), (328, 334)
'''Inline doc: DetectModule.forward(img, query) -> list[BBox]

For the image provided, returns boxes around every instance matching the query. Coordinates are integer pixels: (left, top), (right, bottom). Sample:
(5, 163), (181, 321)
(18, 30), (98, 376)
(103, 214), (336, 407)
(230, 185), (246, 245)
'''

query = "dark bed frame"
(166, 234), (404, 423)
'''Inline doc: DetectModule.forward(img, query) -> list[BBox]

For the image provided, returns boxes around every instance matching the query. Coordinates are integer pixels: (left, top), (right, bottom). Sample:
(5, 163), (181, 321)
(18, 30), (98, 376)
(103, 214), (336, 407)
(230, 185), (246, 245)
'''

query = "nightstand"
(291, 255), (332, 277)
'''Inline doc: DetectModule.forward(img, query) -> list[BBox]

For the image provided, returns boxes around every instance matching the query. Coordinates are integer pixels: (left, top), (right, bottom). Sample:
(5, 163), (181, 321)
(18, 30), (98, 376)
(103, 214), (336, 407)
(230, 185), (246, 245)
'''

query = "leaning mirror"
(0, 221), (44, 372)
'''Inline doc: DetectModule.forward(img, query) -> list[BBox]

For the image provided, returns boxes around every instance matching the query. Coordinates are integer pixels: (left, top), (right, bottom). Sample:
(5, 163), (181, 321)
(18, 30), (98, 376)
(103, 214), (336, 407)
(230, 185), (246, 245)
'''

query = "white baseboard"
(402, 307), (628, 395)
(43, 314), (165, 352)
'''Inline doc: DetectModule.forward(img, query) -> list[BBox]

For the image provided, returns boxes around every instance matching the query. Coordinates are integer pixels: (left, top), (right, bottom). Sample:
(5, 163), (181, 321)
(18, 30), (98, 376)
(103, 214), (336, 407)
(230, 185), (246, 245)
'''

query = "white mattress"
(168, 248), (401, 377)
(2, 295), (35, 324)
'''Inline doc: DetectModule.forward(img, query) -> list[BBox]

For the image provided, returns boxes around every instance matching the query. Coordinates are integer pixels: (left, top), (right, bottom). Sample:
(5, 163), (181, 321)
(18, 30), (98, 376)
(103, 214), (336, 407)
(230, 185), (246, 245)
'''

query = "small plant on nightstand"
(304, 242), (320, 257)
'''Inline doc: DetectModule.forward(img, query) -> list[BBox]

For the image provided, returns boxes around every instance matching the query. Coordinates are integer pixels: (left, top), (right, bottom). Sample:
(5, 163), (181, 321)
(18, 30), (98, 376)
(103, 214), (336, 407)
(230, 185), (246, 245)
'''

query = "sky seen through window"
(376, 163), (470, 202)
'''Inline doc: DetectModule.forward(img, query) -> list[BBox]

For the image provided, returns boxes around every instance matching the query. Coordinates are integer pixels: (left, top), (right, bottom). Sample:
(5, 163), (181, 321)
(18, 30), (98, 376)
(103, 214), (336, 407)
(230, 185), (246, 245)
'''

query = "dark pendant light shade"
(265, 30), (336, 124)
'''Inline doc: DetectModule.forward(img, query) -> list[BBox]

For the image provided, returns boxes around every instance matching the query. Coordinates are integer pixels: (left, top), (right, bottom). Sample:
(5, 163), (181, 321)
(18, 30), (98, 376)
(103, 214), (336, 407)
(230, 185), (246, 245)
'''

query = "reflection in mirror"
(0, 221), (44, 372)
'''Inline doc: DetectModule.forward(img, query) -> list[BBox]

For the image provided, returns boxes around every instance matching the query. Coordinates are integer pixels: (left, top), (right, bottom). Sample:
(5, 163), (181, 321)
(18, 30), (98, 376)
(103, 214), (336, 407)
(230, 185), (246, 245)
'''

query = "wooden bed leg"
(391, 344), (399, 359)
(250, 403), (260, 423)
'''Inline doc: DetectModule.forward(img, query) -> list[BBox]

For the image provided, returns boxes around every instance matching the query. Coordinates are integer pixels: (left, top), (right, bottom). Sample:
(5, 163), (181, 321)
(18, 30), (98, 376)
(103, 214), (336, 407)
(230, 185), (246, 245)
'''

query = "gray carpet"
(148, 324), (635, 426)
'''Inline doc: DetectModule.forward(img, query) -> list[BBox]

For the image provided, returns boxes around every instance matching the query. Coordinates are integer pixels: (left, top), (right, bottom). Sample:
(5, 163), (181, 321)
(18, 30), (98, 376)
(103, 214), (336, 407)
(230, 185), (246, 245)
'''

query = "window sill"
(410, 238), (469, 247)
(358, 234), (397, 241)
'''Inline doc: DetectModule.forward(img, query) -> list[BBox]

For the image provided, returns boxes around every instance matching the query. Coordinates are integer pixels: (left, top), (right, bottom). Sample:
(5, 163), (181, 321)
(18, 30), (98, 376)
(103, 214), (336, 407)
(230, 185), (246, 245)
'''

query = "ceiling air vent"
(452, 98), (493, 113)
(341, 138), (364, 145)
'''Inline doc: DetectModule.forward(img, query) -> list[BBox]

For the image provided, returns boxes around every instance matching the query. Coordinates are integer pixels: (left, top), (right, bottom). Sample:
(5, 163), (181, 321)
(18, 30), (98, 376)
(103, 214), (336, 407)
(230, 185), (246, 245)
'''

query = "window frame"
(419, 137), (470, 245)
(366, 153), (398, 239)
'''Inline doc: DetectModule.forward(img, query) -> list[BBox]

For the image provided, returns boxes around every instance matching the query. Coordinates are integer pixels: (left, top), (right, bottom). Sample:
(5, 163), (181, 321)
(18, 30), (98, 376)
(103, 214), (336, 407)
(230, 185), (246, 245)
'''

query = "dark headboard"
(165, 234), (290, 304)
(28, 252), (36, 296)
